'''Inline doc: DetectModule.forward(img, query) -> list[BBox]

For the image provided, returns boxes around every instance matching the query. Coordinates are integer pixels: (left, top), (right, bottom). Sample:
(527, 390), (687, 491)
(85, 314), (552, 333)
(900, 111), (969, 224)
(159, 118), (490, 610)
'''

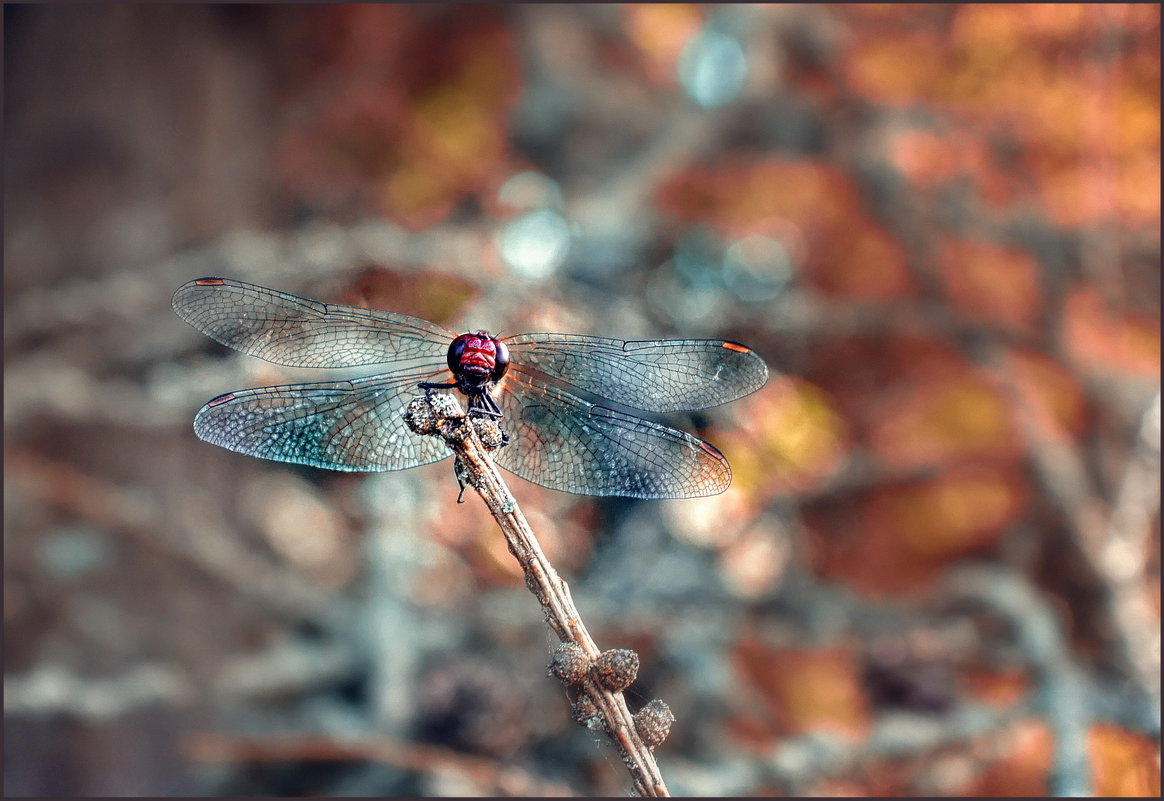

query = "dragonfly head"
(449, 332), (510, 384)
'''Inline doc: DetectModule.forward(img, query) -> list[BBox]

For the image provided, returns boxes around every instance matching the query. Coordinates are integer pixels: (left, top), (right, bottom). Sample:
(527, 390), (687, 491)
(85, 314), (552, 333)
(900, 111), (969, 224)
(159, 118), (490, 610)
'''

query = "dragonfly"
(172, 277), (768, 499)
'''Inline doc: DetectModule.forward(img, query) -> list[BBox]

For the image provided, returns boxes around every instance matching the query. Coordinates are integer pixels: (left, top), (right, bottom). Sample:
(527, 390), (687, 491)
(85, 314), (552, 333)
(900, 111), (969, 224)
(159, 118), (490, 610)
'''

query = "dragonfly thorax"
(448, 332), (510, 386)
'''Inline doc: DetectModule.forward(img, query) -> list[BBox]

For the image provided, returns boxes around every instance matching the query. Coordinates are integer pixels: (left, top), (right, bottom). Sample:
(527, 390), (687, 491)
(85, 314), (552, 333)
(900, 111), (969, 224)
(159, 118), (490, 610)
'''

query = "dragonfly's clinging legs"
(468, 390), (504, 420)
(454, 456), (470, 503)
(416, 382), (511, 479)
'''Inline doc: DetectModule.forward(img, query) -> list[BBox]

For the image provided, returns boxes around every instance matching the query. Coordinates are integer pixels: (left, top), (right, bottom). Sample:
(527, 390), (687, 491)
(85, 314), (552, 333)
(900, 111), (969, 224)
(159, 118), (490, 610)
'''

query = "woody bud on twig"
(571, 691), (601, 729)
(634, 700), (675, 749)
(549, 642), (591, 686)
(592, 648), (640, 692)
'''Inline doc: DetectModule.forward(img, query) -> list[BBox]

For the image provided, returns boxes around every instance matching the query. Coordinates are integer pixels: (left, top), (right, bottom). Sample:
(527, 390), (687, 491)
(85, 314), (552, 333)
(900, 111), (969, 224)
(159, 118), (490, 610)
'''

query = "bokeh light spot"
(723, 234), (792, 302)
(497, 171), (564, 211)
(497, 209), (572, 278)
(35, 527), (112, 578)
(678, 28), (748, 108)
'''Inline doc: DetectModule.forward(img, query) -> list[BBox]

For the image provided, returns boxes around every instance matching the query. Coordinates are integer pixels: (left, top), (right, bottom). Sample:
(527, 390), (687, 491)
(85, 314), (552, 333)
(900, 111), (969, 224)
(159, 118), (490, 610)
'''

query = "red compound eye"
(446, 334), (473, 374)
(491, 338), (510, 381)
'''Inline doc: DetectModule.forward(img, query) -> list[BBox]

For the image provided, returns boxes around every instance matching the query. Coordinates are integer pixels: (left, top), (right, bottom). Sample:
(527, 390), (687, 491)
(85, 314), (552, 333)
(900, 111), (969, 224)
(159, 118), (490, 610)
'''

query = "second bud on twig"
(592, 648), (640, 692)
(548, 642), (591, 686)
(634, 699), (675, 749)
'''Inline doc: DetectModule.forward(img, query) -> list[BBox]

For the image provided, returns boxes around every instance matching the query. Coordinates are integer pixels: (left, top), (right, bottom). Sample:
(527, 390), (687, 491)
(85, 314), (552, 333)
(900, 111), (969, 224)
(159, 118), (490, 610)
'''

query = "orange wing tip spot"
(697, 440), (725, 458)
(722, 341), (751, 354)
(207, 392), (237, 407)
(194, 278), (226, 286)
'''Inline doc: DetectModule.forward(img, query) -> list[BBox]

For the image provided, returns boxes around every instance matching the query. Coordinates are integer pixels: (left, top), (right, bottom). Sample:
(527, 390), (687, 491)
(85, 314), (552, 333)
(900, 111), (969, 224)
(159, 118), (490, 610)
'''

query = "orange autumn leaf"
(844, 4), (1160, 227)
(1113, 148), (1161, 226)
(732, 639), (870, 738)
(1005, 348), (1089, 442)
(339, 268), (480, 329)
(868, 363), (1019, 469)
(722, 711), (781, 752)
(1089, 723), (1162, 797)
(844, 31), (945, 107)
(410, 87), (503, 171)
(655, 158), (860, 236)
(1027, 44), (1160, 226)
(808, 467), (1027, 596)
(965, 718), (1052, 796)
(958, 706), (1160, 796)
(966, 668), (1031, 707)
(1112, 50), (1161, 159)
(657, 159), (915, 301)
(872, 469), (1025, 560)
(380, 163), (459, 228)
(1063, 287), (1161, 379)
(807, 218), (915, 301)
(624, 3), (704, 83)
(278, 9), (520, 229)
(937, 239), (1042, 332)
(381, 25), (518, 227)
(1032, 163), (1096, 229)
(722, 376), (848, 496)
(851, 5), (1097, 114)
(887, 128), (989, 189)
(951, 3), (1090, 51)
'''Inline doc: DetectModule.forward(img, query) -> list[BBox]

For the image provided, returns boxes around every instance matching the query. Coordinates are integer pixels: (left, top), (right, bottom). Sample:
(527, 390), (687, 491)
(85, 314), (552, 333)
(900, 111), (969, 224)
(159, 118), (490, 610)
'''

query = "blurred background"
(4, 3), (1160, 796)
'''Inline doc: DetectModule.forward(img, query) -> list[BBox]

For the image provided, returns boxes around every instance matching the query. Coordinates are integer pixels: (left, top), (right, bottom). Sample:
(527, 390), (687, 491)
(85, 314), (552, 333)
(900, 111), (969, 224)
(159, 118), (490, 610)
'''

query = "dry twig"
(405, 391), (673, 797)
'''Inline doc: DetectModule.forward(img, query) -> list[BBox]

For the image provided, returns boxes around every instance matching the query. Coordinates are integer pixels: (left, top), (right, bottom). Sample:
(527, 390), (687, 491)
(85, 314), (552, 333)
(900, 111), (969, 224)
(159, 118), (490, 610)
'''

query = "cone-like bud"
(633, 699), (674, 748)
(548, 642), (590, 686)
(571, 691), (600, 728)
(592, 648), (639, 692)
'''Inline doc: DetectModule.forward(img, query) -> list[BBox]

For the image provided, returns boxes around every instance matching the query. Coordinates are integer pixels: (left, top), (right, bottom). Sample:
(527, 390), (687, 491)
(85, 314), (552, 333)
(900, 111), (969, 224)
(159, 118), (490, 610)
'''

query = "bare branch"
(405, 391), (672, 797)
(987, 347), (1161, 706)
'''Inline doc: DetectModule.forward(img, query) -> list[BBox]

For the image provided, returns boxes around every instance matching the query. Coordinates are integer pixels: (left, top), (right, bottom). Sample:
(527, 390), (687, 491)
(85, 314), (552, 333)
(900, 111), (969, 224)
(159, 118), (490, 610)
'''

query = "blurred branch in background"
(184, 732), (577, 797)
(4, 3), (1159, 797)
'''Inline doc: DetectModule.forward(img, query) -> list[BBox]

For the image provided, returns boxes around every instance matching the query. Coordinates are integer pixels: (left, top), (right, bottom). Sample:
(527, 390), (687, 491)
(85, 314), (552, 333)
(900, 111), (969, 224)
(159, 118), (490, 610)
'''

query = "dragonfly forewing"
(505, 333), (768, 413)
(173, 277), (454, 369)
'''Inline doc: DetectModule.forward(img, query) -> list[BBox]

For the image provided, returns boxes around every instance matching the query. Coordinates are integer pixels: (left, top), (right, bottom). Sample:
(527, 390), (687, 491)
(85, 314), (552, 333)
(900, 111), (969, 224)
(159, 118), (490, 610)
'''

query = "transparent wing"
(193, 367), (453, 472)
(505, 333), (768, 412)
(492, 371), (731, 499)
(173, 277), (454, 369)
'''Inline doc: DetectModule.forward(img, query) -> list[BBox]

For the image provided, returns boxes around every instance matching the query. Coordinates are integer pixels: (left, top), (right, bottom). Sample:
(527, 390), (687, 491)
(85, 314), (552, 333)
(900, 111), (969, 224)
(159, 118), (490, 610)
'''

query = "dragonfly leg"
(482, 422), (510, 448)
(454, 456), (470, 503)
(466, 391), (511, 448)
(467, 390), (504, 419)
